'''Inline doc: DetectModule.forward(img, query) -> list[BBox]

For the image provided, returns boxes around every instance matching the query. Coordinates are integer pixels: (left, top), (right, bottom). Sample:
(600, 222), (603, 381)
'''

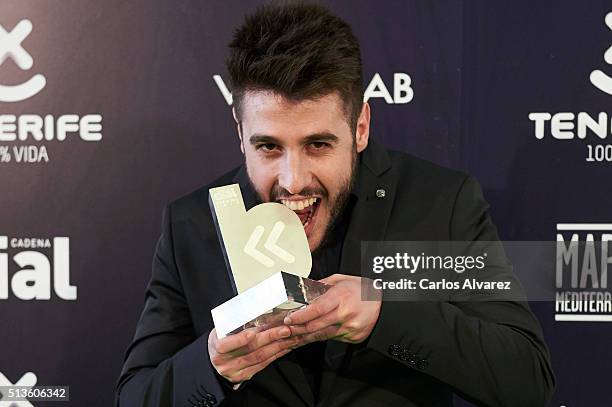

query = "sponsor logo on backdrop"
(0, 371), (37, 407)
(213, 72), (414, 106)
(589, 12), (612, 95)
(0, 19), (45, 102)
(0, 19), (103, 164)
(363, 73), (414, 104)
(528, 12), (611, 163)
(0, 235), (77, 301)
(555, 224), (612, 322)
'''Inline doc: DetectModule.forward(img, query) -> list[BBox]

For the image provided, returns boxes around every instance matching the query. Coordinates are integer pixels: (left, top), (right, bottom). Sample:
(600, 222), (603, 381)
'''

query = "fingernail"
(245, 331), (254, 340)
(280, 327), (290, 337)
(284, 316), (292, 324)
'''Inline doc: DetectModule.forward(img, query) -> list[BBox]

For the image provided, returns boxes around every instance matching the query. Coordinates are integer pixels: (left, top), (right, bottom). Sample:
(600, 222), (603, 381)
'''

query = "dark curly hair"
(227, 1), (363, 133)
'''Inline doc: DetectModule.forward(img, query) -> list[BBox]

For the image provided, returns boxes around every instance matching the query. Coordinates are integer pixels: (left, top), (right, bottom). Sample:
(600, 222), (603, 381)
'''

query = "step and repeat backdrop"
(1, 1), (611, 406)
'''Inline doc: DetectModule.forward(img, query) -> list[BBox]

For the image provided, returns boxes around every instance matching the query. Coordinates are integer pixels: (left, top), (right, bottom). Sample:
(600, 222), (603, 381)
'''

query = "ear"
(355, 102), (370, 153)
(232, 107), (245, 155)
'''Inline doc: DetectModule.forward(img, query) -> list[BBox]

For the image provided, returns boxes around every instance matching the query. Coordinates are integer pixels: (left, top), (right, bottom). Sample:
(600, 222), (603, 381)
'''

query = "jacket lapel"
(339, 139), (397, 277)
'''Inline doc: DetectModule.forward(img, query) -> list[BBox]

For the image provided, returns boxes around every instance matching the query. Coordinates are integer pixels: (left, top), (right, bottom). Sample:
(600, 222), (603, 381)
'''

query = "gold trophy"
(209, 184), (329, 338)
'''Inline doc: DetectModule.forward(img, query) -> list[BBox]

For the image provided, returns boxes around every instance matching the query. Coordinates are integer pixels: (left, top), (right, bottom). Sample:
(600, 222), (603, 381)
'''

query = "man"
(117, 3), (555, 406)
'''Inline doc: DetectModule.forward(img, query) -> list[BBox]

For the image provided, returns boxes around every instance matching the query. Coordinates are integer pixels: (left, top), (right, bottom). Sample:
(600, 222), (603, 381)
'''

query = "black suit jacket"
(117, 140), (555, 407)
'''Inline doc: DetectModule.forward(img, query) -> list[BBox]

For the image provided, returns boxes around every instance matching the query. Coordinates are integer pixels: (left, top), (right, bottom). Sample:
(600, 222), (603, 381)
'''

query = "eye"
(256, 143), (279, 152)
(309, 141), (330, 150)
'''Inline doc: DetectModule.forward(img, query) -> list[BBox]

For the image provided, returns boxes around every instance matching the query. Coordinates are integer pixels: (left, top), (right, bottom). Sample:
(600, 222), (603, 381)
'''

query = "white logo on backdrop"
(363, 73), (414, 104)
(555, 223), (612, 322)
(213, 73), (415, 106)
(528, 12), (612, 162)
(0, 371), (37, 407)
(0, 236), (77, 301)
(0, 19), (46, 103)
(0, 19), (103, 164)
(589, 12), (612, 95)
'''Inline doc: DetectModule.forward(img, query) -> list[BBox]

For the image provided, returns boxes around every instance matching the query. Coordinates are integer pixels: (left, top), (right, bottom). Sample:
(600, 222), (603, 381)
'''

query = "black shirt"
(291, 194), (356, 402)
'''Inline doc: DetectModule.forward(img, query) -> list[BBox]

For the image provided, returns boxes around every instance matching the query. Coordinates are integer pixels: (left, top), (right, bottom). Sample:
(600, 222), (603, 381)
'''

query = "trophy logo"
(209, 184), (327, 338)
(209, 184), (311, 294)
(244, 221), (296, 267)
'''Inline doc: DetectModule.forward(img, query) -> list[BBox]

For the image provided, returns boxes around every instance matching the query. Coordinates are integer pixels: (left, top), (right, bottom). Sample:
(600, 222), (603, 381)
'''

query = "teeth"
(281, 197), (318, 211)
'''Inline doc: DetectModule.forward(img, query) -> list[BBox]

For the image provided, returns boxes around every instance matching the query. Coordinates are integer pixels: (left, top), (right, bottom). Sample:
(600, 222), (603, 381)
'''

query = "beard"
(247, 146), (358, 254)
(311, 151), (357, 254)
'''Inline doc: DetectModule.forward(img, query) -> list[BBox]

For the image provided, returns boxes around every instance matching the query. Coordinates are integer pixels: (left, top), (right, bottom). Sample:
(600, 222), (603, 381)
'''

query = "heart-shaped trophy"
(209, 184), (329, 338)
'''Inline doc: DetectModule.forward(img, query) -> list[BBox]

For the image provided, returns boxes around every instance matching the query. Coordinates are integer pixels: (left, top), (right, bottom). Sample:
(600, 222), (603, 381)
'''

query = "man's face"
(235, 91), (370, 252)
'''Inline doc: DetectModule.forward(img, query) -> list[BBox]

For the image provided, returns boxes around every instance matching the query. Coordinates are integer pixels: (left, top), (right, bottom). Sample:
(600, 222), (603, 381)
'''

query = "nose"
(278, 151), (313, 195)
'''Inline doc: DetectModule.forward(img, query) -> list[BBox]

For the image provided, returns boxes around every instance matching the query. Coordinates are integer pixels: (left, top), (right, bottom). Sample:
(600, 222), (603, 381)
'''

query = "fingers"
(284, 293), (339, 325)
(236, 337), (298, 369)
(215, 328), (257, 354)
(242, 325), (292, 353)
(298, 325), (343, 344)
(288, 310), (339, 335)
(217, 336), (299, 379)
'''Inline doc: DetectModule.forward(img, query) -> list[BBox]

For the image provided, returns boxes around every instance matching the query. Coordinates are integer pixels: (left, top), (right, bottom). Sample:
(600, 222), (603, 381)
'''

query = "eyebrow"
(249, 132), (339, 146)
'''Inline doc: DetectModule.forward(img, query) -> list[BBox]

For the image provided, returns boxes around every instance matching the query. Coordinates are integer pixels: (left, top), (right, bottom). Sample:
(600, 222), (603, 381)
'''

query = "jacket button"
(399, 349), (412, 362)
(375, 188), (386, 198)
(388, 344), (401, 357)
(417, 359), (429, 370)
(205, 393), (216, 405)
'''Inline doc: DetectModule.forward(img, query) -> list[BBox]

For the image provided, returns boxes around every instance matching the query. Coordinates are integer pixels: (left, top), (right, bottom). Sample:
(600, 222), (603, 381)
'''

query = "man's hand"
(285, 274), (382, 344)
(208, 325), (299, 383)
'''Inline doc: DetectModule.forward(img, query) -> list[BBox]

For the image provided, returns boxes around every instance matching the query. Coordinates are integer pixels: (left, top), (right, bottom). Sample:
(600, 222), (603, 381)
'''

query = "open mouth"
(279, 197), (321, 231)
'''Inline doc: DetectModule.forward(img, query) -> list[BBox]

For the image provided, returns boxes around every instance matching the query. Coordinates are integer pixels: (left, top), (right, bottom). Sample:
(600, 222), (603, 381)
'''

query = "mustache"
(269, 185), (328, 201)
